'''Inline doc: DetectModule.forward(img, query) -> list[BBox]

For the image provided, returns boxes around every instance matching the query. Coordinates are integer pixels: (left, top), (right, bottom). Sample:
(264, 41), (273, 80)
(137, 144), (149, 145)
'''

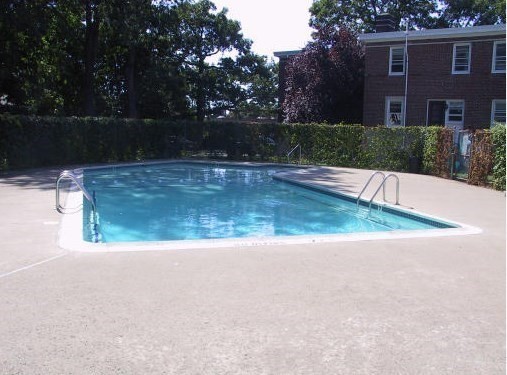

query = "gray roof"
(359, 24), (506, 43)
(273, 50), (302, 58)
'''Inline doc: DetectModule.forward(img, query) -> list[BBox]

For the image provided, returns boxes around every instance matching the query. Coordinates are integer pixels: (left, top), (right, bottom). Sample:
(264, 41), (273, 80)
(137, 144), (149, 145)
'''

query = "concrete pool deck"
(0, 164), (505, 374)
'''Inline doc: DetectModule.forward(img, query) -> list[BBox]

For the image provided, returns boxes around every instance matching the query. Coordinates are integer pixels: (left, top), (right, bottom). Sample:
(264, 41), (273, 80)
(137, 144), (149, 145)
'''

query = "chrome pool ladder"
(287, 144), (302, 165)
(356, 171), (400, 212)
(56, 170), (96, 213)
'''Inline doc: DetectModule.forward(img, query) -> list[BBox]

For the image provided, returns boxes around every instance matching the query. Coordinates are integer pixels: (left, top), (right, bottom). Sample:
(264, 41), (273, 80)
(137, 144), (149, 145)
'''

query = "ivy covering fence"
(0, 114), (504, 190)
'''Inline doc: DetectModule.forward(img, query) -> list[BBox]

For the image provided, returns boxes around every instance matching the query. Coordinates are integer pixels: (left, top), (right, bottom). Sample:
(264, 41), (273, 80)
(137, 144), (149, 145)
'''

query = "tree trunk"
(83, 0), (100, 116)
(126, 47), (138, 118)
(196, 60), (206, 122)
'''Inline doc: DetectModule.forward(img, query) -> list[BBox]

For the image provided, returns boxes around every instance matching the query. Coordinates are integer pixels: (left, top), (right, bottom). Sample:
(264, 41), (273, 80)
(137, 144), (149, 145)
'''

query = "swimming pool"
(75, 162), (461, 245)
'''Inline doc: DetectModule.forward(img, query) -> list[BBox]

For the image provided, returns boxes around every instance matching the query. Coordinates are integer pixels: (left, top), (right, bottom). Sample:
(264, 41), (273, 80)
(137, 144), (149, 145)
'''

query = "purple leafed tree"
(282, 26), (364, 124)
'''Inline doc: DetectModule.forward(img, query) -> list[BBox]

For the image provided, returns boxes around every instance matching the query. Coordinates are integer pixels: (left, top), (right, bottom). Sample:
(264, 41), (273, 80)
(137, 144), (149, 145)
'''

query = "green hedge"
(278, 123), (364, 166)
(0, 115), (201, 168)
(1, 114), (503, 190)
(491, 125), (506, 190)
(360, 126), (424, 172)
(421, 126), (440, 175)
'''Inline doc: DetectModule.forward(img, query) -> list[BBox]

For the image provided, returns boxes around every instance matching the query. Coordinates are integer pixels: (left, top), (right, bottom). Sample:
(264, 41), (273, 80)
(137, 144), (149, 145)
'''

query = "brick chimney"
(375, 13), (397, 33)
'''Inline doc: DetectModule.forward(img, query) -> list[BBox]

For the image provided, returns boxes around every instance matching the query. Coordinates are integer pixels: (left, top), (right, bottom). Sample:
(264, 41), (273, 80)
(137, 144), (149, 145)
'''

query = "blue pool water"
(82, 162), (455, 243)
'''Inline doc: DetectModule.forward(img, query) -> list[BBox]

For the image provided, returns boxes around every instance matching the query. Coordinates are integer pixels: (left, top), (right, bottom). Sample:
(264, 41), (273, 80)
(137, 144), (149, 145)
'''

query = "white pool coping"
(58, 163), (482, 253)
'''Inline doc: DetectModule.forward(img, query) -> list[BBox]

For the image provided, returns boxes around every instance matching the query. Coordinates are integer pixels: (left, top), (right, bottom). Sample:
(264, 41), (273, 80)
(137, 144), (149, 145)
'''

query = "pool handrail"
(356, 171), (386, 208)
(287, 144), (302, 165)
(56, 170), (96, 213)
(368, 173), (400, 211)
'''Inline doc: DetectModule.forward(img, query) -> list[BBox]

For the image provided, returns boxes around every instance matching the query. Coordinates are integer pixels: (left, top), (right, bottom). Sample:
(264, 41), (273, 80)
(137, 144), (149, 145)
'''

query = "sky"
(211, 0), (314, 59)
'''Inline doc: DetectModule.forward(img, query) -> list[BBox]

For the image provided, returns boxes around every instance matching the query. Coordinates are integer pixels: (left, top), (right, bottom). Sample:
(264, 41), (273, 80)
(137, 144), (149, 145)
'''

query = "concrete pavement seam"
(0, 253), (68, 280)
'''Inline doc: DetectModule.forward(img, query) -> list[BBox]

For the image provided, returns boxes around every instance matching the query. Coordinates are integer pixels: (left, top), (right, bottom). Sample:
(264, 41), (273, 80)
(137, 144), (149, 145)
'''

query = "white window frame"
(491, 99), (506, 126)
(452, 43), (471, 74)
(385, 96), (405, 127)
(445, 100), (465, 126)
(492, 41), (506, 73)
(389, 46), (405, 76)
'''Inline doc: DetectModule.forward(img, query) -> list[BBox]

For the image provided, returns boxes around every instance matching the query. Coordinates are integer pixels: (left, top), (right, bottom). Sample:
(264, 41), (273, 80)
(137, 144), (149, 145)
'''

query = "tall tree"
(309, 0), (505, 32)
(309, 0), (439, 33)
(0, 1), (48, 113)
(439, 0), (506, 26)
(230, 56), (278, 119)
(0, 0), (276, 120)
(282, 26), (364, 124)
(90, 0), (184, 118)
(204, 53), (278, 119)
(173, 0), (251, 121)
(83, 0), (101, 116)
(0, 0), (84, 115)
(136, 1), (189, 119)
(100, 0), (155, 118)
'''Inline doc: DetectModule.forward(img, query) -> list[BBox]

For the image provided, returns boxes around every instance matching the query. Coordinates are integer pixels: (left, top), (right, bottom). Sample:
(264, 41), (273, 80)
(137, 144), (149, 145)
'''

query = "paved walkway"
(0, 164), (505, 374)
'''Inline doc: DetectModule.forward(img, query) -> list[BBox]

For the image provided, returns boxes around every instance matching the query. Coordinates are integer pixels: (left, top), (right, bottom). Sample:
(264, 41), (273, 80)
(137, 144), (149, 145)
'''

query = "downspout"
(403, 23), (409, 127)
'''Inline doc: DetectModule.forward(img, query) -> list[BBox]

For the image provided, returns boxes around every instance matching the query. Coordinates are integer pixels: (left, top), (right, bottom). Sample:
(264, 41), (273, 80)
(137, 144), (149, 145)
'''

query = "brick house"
(358, 21), (506, 130)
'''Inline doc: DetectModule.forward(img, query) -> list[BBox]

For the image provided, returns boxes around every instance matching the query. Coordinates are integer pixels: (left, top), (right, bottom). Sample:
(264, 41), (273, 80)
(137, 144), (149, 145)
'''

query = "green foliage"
(309, 0), (440, 33)
(0, 0), (84, 115)
(0, 114), (199, 169)
(422, 126), (440, 174)
(359, 127), (425, 172)
(1, 115), (503, 191)
(218, 55), (278, 120)
(173, 0), (256, 121)
(309, 0), (505, 33)
(440, 0), (506, 26)
(491, 124), (506, 190)
(0, 0), (276, 120)
(280, 123), (364, 166)
(0, 116), (416, 172)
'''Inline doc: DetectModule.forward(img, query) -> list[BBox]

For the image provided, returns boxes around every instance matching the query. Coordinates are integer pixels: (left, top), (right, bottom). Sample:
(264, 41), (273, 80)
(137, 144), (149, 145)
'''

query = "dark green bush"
(0, 114), (205, 169)
(360, 126), (424, 172)
(309, 124), (364, 166)
(0, 115), (437, 173)
(1, 114), (502, 191)
(276, 123), (363, 166)
(422, 126), (440, 175)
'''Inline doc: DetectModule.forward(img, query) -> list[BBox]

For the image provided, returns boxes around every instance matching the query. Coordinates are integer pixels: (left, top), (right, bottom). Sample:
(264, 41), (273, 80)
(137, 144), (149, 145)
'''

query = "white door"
(445, 101), (465, 144)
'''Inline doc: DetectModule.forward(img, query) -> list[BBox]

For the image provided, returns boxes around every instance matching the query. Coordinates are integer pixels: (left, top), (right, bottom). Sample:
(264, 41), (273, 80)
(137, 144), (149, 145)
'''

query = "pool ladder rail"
(356, 171), (400, 212)
(287, 144), (302, 165)
(56, 170), (96, 213)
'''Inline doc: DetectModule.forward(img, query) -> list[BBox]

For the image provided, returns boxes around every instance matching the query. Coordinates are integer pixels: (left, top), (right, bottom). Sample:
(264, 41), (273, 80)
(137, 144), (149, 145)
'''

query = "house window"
(386, 97), (405, 126)
(446, 101), (464, 124)
(492, 41), (506, 73)
(389, 47), (405, 75)
(452, 43), (471, 74)
(491, 100), (506, 125)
